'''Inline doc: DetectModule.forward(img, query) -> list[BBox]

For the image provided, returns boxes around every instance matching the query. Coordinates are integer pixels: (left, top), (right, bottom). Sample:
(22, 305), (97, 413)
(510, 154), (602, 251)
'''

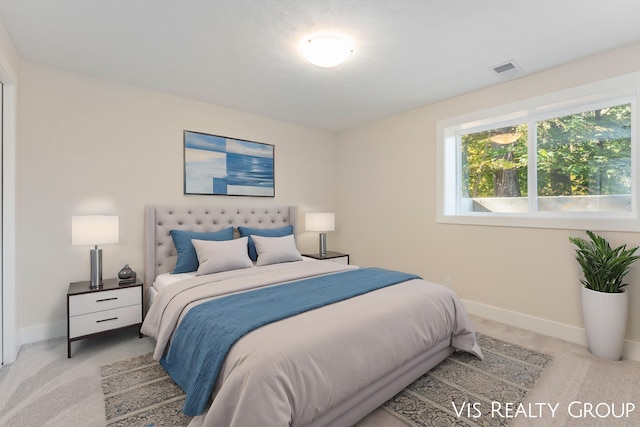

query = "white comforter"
(141, 260), (482, 427)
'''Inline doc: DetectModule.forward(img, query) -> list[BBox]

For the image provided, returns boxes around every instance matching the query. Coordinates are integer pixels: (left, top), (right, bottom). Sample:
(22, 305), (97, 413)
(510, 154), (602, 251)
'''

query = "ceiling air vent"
(490, 59), (524, 80)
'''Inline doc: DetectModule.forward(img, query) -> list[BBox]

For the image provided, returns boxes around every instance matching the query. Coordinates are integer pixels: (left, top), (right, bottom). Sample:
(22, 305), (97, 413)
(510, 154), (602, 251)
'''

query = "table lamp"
(305, 213), (335, 257)
(72, 215), (119, 289)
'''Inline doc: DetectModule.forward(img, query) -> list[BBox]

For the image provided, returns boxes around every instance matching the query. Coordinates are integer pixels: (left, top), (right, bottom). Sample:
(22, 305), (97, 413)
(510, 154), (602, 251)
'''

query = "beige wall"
(336, 42), (640, 350)
(17, 61), (339, 341)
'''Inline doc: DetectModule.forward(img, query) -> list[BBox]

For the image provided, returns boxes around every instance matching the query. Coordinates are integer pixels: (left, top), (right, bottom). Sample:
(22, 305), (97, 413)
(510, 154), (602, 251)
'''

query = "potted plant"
(569, 230), (640, 360)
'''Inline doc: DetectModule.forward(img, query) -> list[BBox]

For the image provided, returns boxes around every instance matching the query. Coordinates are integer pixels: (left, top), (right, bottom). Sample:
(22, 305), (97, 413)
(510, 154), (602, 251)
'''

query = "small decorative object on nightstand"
(117, 264), (137, 285)
(67, 278), (143, 358)
(303, 251), (349, 265)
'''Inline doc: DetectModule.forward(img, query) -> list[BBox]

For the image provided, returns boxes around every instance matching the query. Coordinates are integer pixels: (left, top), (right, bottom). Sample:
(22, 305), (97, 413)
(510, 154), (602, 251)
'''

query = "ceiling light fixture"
(300, 33), (353, 68)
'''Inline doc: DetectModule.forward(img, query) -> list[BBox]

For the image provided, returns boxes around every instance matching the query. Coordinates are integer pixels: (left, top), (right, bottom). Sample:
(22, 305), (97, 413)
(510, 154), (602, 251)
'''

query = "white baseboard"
(462, 299), (640, 362)
(12, 302), (640, 363)
(17, 320), (66, 349)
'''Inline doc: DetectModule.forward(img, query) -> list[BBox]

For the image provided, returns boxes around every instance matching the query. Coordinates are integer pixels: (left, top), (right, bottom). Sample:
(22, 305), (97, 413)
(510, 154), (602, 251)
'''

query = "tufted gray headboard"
(144, 204), (297, 296)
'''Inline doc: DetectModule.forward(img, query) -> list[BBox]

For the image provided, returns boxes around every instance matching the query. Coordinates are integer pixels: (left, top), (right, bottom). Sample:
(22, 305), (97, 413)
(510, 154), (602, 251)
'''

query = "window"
(438, 78), (640, 231)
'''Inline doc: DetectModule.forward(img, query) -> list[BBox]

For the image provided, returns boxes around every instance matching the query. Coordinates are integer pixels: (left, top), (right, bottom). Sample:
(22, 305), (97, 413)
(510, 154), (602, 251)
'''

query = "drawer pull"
(96, 317), (118, 323)
(96, 297), (118, 303)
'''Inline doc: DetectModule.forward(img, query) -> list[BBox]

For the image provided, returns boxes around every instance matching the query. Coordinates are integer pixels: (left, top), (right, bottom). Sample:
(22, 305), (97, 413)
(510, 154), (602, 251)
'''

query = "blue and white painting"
(184, 131), (274, 197)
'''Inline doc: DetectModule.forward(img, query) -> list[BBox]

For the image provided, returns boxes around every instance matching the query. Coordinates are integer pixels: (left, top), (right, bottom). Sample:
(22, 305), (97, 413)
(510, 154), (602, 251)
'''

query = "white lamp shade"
(72, 215), (119, 246)
(305, 213), (335, 232)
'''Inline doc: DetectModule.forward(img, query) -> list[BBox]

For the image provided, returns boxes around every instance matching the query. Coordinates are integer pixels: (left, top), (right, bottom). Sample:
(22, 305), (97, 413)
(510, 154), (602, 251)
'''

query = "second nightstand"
(303, 251), (349, 265)
(67, 278), (143, 358)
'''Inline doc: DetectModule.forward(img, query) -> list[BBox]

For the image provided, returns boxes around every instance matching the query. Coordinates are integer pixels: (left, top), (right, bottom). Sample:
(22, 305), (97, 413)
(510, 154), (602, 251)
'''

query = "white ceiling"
(1, 0), (640, 132)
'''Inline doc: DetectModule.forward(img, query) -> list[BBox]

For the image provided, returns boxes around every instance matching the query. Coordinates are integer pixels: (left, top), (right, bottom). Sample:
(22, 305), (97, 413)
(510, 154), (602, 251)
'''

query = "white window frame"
(437, 73), (640, 232)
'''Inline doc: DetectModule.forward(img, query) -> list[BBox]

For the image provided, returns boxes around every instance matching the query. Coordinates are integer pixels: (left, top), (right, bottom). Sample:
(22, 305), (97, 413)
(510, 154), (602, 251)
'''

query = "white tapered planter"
(581, 286), (628, 361)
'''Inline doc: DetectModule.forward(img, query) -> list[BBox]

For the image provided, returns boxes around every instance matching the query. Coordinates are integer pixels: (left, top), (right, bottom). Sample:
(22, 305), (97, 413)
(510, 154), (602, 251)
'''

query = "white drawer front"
(69, 304), (141, 338)
(328, 256), (349, 265)
(69, 287), (141, 316)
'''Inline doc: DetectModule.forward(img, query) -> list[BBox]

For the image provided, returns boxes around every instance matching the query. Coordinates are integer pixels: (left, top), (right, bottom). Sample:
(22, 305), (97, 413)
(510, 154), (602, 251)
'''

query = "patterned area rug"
(383, 334), (553, 426)
(101, 352), (191, 427)
(100, 334), (551, 427)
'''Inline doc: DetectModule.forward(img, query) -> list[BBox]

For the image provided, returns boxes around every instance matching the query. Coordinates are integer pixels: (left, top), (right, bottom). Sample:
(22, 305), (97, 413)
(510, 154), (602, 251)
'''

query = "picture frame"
(184, 130), (275, 197)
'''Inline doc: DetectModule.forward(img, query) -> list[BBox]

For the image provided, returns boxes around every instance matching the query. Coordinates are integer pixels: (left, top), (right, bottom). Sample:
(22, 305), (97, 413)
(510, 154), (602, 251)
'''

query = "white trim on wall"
(462, 298), (640, 362)
(22, 298), (640, 362)
(17, 320), (66, 347)
(0, 43), (18, 365)
(2, 83), (17, 365)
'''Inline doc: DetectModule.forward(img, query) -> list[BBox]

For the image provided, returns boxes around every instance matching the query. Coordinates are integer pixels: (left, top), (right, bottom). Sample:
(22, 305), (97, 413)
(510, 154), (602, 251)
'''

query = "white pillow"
(192, 236), (253, 275)
(252, 234), (303, 266)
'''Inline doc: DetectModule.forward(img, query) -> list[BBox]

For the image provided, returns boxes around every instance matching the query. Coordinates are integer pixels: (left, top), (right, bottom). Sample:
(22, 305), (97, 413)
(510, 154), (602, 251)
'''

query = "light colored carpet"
(0, 329), (155, 427)
(1, 316), (639, 426)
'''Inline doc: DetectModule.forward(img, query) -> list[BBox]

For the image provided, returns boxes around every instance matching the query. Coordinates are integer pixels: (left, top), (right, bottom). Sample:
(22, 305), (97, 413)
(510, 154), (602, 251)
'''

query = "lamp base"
(89, 247), (103, 289)
(319, 232), (327, 257)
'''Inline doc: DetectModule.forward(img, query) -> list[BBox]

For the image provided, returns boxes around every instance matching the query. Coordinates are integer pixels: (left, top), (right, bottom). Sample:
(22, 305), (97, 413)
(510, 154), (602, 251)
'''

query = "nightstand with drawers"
(303, 251), (350, 265)
(67, 278), (143, 358)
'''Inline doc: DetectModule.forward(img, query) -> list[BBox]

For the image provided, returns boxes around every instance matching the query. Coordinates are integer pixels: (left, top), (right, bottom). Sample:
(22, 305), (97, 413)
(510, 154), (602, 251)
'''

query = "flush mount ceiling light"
(300, 33), (353, 68)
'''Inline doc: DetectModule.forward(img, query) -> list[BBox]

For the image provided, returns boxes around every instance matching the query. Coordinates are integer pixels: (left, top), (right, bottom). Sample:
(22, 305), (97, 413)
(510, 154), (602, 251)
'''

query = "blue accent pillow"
(170, 227), (234, 273)
(238, 225), (294, 261)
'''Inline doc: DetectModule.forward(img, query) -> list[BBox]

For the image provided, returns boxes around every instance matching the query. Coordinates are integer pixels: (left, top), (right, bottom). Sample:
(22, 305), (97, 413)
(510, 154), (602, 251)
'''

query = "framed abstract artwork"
(184, 130), (275, 197)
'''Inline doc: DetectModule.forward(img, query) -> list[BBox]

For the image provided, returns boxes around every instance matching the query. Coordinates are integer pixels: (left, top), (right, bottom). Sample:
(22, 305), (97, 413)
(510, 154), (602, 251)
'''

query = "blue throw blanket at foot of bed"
(160, 267), (420, 416)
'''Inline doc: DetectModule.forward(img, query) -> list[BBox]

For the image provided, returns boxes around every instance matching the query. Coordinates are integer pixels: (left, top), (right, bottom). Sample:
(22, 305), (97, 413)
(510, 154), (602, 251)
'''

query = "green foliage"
(461, 104), (632, 199)
(569, 230), (640, 293)
(461, 125), (528, 197)
(537, 105), (631, 197)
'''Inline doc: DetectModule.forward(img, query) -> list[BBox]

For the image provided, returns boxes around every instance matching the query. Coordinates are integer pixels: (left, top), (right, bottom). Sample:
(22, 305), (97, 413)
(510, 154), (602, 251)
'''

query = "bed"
(141, 204), (482, 427)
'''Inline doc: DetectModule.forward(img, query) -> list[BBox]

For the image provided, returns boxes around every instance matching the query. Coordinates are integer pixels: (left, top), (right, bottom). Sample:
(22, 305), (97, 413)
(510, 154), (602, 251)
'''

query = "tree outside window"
(460, 103), (631, 214)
